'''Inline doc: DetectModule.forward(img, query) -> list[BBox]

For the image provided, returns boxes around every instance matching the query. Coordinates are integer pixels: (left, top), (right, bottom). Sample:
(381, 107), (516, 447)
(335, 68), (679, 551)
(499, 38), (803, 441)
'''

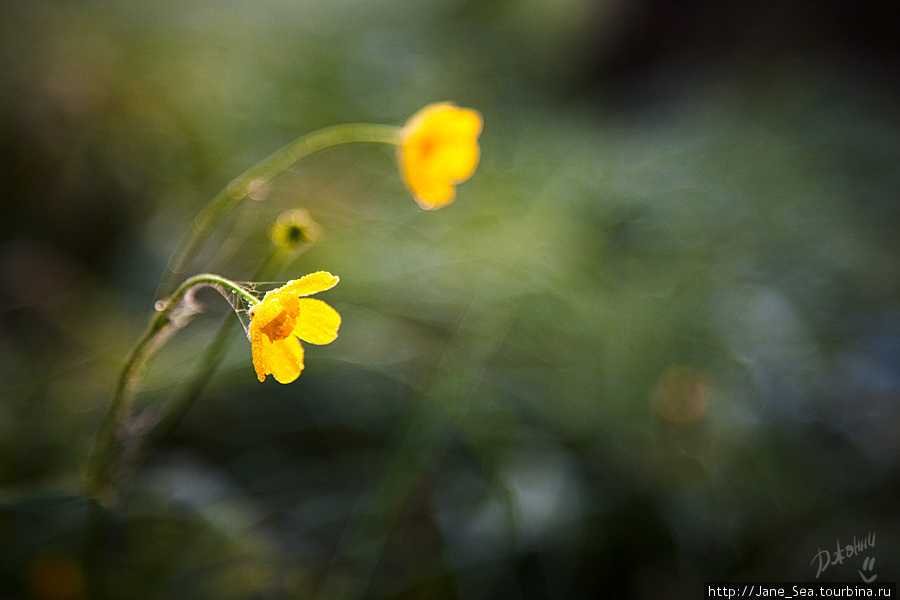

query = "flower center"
(259, 306), (294, 342)
(417, 137), (435, 159)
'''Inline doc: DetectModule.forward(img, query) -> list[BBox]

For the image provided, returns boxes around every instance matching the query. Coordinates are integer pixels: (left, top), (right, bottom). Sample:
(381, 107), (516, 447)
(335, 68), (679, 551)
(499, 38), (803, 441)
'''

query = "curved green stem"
(122, 245), (295, 486)
(86, 273), (256, 502)
(157, 123), (400, 298)
(82, 273), (262, 597)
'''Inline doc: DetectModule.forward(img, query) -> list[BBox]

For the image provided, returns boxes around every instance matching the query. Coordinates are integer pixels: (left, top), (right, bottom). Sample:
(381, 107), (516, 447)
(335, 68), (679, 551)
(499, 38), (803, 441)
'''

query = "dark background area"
(1, 0), (899, 598)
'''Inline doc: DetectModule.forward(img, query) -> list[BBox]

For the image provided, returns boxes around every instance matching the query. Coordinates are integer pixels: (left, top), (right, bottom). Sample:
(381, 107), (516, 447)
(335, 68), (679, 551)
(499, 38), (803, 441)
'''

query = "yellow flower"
(248, 271), (341, 384)
(398, 102), (483, 210)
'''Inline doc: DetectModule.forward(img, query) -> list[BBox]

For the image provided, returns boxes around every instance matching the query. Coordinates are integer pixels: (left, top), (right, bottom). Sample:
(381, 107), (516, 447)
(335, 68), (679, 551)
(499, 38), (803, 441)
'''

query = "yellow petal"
(250, 319), (267, 382)
(269, 271), (339, 301)
(252, 332), (305, 384)
(404, 170), (456, 210)
(410, 107), (482, 179)
(292, 298), (341, 345)
(399, 102), (482, 210)
(429, 137), (480, 182)
(247, 271), (340, 383)
(400, 103), (482, 148)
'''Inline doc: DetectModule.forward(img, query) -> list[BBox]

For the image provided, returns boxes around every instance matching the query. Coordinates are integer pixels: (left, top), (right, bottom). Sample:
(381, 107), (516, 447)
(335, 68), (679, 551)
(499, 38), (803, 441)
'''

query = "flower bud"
(269, 208), (321, 249)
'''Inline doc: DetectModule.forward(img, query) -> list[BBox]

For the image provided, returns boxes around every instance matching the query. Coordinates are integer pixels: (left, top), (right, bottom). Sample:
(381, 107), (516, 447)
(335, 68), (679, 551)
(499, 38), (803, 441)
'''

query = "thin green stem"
(123, 246), (296, 481)
(157, 123), (400, 298)
(86, 273), (257, 502)
(82, 272), (265, 598)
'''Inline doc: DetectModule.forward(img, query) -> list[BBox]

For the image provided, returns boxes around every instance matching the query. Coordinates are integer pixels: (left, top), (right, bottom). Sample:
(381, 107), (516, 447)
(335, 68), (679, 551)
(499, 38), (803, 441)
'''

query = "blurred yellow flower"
(398, 102), (483, 210)
(249, 271), (341, 384)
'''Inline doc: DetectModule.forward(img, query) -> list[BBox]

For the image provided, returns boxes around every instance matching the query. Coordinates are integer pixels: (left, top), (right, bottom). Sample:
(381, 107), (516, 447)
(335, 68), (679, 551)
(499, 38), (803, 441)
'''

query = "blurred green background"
(2, 0), (899, 598)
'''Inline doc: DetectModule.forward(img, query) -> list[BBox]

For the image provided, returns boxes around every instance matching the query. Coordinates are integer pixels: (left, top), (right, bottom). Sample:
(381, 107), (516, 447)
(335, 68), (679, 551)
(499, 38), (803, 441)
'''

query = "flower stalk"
(158, 124), (400, 298)
(119, 241), (301, 486)
(86, 273), (257, 503)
